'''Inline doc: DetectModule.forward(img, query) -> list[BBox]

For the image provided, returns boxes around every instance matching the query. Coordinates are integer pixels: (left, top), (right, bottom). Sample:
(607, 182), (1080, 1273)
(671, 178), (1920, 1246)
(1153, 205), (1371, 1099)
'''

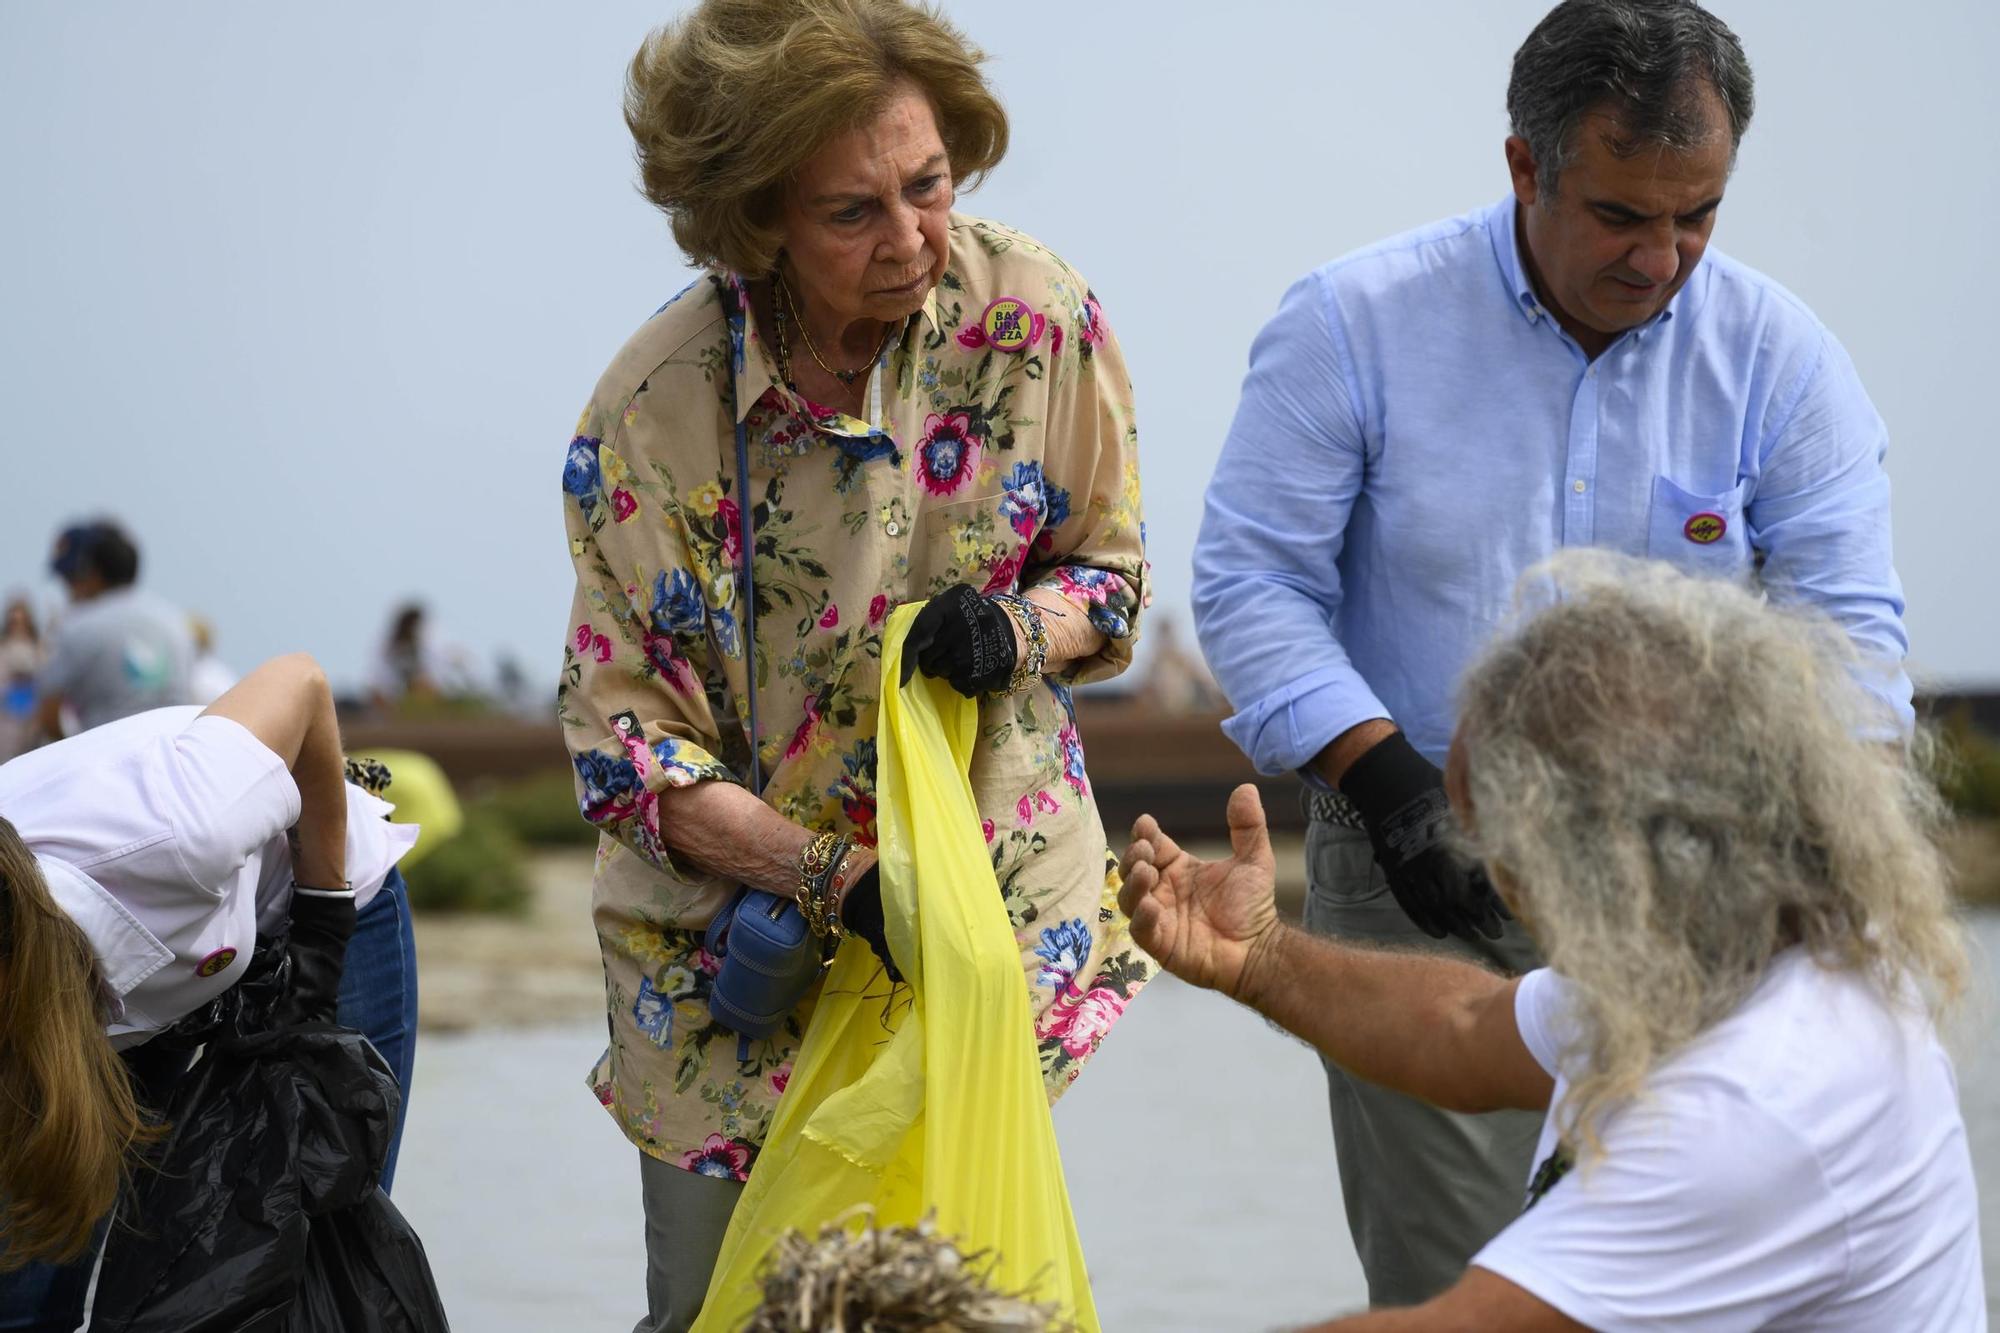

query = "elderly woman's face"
(780, 82), (953, 329)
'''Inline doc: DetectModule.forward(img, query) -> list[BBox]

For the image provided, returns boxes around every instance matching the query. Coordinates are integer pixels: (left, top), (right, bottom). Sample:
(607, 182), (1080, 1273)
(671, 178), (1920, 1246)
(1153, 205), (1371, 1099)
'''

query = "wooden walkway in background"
(342, 700), (1306, 841)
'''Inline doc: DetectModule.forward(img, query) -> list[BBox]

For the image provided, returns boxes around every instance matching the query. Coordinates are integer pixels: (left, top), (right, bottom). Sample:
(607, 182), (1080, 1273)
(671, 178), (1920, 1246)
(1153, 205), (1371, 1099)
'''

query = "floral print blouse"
(557, 214), (1153, 1179)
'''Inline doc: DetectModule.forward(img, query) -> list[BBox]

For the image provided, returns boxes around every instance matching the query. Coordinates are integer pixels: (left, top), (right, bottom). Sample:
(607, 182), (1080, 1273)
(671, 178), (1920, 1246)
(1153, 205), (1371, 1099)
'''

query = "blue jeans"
(0, 872), (419, 1330)
(335, 867), (419, 1195)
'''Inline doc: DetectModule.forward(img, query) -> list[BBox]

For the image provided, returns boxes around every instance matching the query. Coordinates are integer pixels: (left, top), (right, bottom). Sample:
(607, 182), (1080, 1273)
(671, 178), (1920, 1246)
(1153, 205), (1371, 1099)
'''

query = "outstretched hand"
(1118, 784), (1284, 1002)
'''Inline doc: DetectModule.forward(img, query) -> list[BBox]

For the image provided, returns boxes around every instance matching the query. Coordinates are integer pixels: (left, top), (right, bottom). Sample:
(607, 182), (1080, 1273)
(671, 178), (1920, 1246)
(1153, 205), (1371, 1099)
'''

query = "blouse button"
(886, 521), (902, 537)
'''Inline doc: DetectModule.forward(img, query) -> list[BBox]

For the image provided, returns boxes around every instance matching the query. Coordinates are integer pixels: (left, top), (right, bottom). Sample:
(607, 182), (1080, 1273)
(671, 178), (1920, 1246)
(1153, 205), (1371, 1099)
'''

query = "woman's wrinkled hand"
(1118, 785), (1284, 1003)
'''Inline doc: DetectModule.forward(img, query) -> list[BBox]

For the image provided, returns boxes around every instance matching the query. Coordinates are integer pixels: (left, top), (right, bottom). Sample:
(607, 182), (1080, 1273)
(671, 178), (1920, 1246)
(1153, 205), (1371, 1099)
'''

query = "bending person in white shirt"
(1121, 552), (1982, 1331)
(0, 653), (416, 1322)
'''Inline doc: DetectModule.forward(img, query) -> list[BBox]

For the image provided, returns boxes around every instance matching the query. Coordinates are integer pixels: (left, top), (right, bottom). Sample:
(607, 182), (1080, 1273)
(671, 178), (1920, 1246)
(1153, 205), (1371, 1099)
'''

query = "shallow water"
(394, 913), (2000, 1330)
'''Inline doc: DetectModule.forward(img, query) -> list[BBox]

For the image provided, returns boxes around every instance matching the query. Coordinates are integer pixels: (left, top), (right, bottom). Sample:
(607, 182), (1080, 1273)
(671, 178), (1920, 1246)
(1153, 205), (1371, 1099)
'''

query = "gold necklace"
(776, 273), (893, 386)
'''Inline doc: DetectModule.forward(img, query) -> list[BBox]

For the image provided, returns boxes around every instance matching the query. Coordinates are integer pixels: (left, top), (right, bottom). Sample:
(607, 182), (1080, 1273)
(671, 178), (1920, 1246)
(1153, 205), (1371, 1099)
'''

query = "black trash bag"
(91, 934), (450, 1332)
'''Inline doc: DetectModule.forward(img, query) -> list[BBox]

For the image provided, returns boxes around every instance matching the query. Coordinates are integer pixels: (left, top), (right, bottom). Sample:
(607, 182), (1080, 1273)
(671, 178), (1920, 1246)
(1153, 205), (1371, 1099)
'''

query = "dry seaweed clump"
(743, 1216), (1076, 1332)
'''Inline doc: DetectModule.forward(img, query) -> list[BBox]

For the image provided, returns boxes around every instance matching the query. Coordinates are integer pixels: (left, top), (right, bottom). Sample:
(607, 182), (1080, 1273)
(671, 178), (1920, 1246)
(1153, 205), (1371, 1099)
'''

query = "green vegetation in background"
(468, 768), (597, 847)
(1937, 711), (2000, 822)
(401, 808), (534, 915)
(1935, 713), (2000, 909)
(390, 767), (589, 916)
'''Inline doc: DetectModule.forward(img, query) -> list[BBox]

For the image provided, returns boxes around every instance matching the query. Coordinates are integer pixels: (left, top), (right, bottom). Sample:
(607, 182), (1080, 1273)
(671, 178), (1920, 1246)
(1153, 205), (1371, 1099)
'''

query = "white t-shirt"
(0, 705), (417, 1047)
(1474, 953), (1985, 1330)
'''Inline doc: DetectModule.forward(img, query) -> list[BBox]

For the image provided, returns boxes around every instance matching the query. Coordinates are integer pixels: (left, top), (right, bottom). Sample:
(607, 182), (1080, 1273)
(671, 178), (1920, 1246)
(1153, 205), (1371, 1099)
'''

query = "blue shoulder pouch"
(704, 886), (822, 1041)
(705, 323), (825, 1049)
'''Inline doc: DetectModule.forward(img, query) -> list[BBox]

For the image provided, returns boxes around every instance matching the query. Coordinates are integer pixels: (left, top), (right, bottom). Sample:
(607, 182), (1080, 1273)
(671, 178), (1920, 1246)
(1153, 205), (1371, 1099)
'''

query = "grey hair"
(1507, 0), (1755, 195)
(1456, 553), (1968, 1162)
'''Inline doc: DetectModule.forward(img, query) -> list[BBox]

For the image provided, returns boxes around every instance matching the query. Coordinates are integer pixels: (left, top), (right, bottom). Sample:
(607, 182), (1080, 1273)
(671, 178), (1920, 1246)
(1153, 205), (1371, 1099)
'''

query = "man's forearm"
(1310, 718), (1398, 788)
(1241, 923), (1520, 1113)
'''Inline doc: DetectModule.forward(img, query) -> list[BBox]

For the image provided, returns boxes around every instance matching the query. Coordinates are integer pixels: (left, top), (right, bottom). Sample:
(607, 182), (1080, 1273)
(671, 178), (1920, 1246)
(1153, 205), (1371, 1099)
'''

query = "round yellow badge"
(195, 947), (238, 978)
(981, 296), (1034, 353)
(1683, 512), (1727, 545)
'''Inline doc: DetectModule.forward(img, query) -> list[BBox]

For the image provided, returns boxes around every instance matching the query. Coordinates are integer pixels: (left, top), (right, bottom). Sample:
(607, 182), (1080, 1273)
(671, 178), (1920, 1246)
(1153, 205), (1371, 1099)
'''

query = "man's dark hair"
(50, 521), (140, 589)
(1507, 0), (1755, 195)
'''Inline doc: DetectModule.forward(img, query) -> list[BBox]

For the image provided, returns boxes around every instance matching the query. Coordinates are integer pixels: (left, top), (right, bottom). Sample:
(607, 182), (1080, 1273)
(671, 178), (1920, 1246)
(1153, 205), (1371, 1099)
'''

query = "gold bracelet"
(795, 830), (850, 941)
(991, 593), (1050, 694)
(825, 846), (865, 918)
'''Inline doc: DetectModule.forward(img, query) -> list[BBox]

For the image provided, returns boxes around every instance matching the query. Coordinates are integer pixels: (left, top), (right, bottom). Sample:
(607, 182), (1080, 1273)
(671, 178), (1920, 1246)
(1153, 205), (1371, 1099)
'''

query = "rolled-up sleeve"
(1193, 272), (1388, 779)
(556, 403), (740, 876)
(1022, 289), (1146, 685)
(1749, 329), (1914, 735)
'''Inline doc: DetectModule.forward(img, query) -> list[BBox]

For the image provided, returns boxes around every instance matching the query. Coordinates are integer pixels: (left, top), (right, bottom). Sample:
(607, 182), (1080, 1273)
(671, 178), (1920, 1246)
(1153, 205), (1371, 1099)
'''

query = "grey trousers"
(1301, 817), (1544, 1309)
(633, 1152), (746, 1333)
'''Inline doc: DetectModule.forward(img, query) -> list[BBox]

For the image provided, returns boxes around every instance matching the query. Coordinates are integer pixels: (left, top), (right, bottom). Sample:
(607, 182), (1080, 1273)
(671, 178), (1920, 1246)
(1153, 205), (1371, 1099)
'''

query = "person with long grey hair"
(1192, 0), (1913, 1302)
(1124, 553), (1981, 1329)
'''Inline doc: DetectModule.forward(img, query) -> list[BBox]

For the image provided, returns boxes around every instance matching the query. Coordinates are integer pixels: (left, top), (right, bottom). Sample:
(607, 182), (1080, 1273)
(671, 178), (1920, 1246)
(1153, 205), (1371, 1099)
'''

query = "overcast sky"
(3, 1), (1994, 695)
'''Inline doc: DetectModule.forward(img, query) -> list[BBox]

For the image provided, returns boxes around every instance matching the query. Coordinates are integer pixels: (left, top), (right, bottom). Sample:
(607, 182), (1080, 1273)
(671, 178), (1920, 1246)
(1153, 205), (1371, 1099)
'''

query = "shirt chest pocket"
(912, 493), (1023, 598)
(1646, 474), (1751, 576)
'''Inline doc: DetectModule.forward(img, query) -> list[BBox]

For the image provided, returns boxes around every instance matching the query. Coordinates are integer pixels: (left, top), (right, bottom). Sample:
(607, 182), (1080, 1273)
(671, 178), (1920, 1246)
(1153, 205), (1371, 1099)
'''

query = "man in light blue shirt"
(1192, 0), (1910, 1309)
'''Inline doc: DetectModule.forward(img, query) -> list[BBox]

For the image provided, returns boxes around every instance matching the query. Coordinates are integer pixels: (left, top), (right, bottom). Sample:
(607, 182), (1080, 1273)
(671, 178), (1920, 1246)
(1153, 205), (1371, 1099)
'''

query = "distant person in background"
(492, 650), (542, 720)
(370, 603), (440, 710)
(1134, 617), (1227, 715)
(37, 521), (195, 740)
(1192, 0), (1913, 1305)
(0, 597), (43, 763)
(186, 614), (240, 704)
(370, 602), (489, 711)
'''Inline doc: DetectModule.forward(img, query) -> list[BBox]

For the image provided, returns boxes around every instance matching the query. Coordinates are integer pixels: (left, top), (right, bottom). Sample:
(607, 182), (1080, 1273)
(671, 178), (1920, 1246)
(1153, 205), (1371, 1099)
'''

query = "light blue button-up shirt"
(1194, 196), (1911, 775)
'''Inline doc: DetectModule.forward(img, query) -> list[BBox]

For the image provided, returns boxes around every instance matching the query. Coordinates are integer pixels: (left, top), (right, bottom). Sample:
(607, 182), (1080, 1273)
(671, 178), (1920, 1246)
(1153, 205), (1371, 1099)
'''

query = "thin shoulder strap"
(729, 346), (763, 796)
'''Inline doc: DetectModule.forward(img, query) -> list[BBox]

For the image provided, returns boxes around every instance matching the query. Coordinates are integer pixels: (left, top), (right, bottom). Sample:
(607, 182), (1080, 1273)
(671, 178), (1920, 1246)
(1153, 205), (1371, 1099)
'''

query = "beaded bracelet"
(990, 593), (1050, 695)
(795, 830), (851, 942)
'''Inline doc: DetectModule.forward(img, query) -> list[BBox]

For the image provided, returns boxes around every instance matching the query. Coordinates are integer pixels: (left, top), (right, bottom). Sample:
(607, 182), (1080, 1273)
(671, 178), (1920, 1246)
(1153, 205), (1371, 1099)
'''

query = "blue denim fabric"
(0, 1044), (190, 1330)
(335, 868), (418, 1194)
(0, 1249), (95, 1333)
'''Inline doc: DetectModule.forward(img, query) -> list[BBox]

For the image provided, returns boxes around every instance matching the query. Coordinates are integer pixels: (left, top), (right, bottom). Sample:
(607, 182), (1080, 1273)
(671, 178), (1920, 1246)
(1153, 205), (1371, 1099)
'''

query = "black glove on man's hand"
(1338, 732), (1507, 943)
(273, 889), (357, 1027)
(898, 583), (1016, 697)
(837, 864), (904, 984)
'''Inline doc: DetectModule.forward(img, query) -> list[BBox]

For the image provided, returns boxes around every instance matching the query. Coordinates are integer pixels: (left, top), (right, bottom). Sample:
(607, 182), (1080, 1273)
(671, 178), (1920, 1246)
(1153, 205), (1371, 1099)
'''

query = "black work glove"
(898, 583), (1016, 697)
(1338, 733), (1507, 943)
(837, 864), (905, 985)
(272, 889), (357, 1027)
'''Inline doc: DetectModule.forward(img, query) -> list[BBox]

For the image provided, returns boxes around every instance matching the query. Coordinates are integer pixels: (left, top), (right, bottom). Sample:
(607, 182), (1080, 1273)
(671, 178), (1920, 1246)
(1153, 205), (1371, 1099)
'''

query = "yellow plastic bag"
(692, 604), (1099, 1332)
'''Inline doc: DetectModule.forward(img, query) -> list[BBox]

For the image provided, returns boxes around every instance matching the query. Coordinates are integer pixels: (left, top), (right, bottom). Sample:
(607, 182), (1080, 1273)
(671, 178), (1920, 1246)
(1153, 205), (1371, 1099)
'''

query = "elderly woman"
(1120, 553), (1981, 1328)
(556, 3), (1150, 1327)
